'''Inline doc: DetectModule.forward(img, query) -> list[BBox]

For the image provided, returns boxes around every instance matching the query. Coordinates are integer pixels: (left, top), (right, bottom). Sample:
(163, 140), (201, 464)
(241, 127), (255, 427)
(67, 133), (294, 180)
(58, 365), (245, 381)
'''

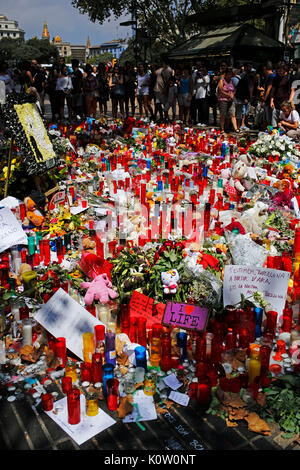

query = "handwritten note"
(162, 302), (209, 332)
(163, 373), (183, 391)
(0, 207), (28, 253)
(34, 288), (105, 360)
(169, 391), (190, 407)
(129, 291), (164, 327)
(223, 265), (290, 315)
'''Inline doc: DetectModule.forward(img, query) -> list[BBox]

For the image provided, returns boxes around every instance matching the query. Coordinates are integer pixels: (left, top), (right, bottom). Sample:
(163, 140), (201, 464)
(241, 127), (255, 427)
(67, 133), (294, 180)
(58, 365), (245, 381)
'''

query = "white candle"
(22, 318), (32, 346)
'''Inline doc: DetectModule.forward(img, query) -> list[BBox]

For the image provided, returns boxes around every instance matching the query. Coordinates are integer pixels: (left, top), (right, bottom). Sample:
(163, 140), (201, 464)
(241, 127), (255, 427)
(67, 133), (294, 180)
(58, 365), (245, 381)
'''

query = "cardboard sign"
(162, 302), (209, 332)
(129, 291), (165, 327)
(34, 288), (105, 360)
(0, 207), (28, 253)
(223, 265), (290, 316)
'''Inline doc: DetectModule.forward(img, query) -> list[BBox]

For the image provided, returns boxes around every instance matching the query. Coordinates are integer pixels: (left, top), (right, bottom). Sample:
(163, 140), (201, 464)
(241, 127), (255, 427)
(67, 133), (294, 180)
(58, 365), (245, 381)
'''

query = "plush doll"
(24, 191), (47, 228)
(82, 237), (97, 254)
(80, 273), (118, 305)
(161, 269), (180, 294)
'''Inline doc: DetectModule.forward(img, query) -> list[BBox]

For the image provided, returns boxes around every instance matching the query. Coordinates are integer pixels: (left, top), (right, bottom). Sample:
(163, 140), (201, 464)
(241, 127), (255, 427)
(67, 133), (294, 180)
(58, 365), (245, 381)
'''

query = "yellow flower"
(11, 159), (16, 164)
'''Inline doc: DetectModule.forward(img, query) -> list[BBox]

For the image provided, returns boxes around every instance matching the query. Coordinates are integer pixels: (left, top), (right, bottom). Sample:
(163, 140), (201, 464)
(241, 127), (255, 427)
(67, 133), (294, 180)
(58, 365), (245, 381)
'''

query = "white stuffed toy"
(161, 269), (180, 294)
(239, 201), (269, 235)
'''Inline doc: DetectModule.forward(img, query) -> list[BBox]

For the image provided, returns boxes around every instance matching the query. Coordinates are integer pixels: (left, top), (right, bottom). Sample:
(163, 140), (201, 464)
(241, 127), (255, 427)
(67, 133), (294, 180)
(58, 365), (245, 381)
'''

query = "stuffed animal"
(161, 269), (180, 294)
(80, 273), (118, 305)
(82, 237), (97, 254)
(24, 191), (47, 227)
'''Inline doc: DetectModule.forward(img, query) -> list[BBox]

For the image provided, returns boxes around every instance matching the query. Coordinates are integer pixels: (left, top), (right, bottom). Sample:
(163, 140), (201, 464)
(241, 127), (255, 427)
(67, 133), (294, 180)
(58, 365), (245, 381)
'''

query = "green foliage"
(0, 37), (59, 65)
(86, 52), (114, 65)
(260, 374), (300, 439)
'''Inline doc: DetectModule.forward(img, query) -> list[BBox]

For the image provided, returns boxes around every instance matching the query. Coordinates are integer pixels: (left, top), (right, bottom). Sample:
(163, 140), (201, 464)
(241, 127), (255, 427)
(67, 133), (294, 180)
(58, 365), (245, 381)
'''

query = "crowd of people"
(0, 54), (300, 140)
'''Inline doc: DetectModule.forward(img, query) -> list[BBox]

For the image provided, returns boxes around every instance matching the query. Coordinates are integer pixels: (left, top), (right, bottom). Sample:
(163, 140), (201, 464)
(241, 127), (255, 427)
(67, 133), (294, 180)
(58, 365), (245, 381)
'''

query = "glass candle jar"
(106, 378), (119, 410)
(82, 332), (94, 363)
(143, 372), (156, 396)
(150, 336), (161, 367)
(86, 393), (99, 416)
(65, 360), (78, 383)
(177, 332), (187, 363)
(102, 363), (114, 397)
(91, 353), (103, 384)
(67, 389), (81, 425)
(105, 332), (116, 366)
(61, 376), (73, 394)
(135, 345), (147, 371)
(94, 324), (105, 354)
(260, 345), (272, 373)
(22, 318), (32, 346)
(136, 317), (147, 347)
(195, 332), (206, 361)
(96, 303), (111, 326)
(80, 362), (92, 383)
(265, 311), (278, 337)
(42, 393), (53, 411)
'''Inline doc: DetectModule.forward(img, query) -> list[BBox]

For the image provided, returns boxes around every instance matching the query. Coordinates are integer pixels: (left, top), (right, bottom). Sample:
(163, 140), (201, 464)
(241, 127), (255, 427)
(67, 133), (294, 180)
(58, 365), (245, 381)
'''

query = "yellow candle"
(82, 332), (94, 363)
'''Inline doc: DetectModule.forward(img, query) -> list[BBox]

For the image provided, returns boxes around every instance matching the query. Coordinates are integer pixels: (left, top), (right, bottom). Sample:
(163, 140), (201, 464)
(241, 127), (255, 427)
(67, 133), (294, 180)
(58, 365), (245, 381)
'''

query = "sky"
(0, 0), (132, 45)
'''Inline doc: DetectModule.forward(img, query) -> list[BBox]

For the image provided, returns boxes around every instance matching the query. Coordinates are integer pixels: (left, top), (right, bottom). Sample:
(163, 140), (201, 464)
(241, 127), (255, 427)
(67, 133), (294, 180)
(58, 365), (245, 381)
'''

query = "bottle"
(143, 372), (156, 396)
(248, 344), (261, 384)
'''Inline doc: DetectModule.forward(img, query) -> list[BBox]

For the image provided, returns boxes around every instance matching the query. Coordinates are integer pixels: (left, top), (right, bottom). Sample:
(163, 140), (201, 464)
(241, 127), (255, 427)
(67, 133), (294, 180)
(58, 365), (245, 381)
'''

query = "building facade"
(0, 14), (25, 40)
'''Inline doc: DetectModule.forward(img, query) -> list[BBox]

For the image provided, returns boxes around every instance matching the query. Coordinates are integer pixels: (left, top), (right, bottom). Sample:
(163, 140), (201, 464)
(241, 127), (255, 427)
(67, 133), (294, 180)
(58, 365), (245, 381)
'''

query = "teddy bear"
(80, 273), (118, 305)
(23, 191), (47, 228)
(161, 269), (180, 294)
(82, 236), (97, 254)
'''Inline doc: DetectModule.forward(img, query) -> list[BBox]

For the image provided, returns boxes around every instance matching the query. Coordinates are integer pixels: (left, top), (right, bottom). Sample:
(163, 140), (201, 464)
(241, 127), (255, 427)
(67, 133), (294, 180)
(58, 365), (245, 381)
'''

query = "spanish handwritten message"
(162, 302), (209, 331)
(129, 291), (165, 327)
(0, 207), (28, 253)
(223, 265), (290, 315)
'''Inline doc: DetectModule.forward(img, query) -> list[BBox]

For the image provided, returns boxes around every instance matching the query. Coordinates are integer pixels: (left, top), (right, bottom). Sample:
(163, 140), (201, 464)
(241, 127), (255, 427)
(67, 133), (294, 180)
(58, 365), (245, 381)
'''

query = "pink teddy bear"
(80, 273), (118, 305)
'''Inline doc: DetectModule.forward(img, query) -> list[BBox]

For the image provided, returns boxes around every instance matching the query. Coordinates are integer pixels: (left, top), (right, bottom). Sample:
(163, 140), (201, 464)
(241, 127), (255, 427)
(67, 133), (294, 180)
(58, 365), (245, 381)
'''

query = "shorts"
(137, 87), (149, 96)
(218, 100), (235, 117)
(178, 93), (190, 107)
(155, 91), (167, 106)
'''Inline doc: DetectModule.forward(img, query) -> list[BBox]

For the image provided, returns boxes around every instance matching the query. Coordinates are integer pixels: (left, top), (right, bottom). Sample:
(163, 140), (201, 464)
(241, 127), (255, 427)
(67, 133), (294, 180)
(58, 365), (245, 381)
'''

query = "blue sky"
(0, 0), (132, 45)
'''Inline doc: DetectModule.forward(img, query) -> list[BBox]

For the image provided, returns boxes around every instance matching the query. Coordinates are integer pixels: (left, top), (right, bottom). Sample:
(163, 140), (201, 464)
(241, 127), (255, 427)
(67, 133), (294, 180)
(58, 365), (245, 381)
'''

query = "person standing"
(97, 63), (110, 117)
(178, 66), (193, 125)
(136, 63), (152, 121)
(261, 61), (275, 128)
(271, 61), (292, 125)
(193, 64), (210, 126)
(109, 64), (125, 120)
(164, 75), (178, 122)
(45, 64), (59, 122)
(31, 60), (47, 114)
(70, 59), (83, 120)
(217, 67), (239, 133)
(83, 64), (98, 118)
(56, 64), (73, 122)
(0, 60), (14, 94)
(289, 61), (300, 113)
(153, 56), (173, 123)
(123, 61), (136, 118)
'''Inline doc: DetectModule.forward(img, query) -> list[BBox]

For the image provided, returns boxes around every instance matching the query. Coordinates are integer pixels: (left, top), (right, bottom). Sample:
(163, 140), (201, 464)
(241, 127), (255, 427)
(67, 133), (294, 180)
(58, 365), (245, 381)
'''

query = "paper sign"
(123, 390), (157, 423)
(0, 207), (28, 253)
(129, 291), (161, 327)
(169, 391), (190, 407)
(163, 373), (183, 391)
(162, 302), (209, 332)
(34, 288), (105, 360)
(45, 394), (116, 445)
(223, 265), (290, 315)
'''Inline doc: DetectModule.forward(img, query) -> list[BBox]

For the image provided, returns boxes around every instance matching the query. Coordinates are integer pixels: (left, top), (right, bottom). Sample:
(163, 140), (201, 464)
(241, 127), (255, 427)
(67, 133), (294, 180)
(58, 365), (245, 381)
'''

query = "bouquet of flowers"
(249, 132), (300, 159)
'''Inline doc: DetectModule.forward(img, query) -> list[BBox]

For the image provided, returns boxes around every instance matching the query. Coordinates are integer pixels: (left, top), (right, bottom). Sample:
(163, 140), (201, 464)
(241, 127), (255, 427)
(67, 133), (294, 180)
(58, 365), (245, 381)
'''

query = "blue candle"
(254, 307), (263, 339)
(135, 346), (147, 371)
(102, 363), (114, 397)
(177, 332), (187, 363)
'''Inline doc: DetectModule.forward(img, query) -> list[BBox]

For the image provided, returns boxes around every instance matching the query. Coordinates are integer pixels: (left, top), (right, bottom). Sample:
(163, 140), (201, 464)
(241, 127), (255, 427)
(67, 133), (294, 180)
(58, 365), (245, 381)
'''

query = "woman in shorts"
(137, 63), (152, 120)
(177, 67), (193, 125)
(217, 67), (239, 133)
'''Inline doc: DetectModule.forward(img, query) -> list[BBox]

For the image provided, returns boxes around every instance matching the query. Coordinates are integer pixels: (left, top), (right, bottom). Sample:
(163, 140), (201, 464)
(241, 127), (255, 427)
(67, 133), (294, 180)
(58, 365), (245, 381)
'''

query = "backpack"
(235, 74), (250, 101)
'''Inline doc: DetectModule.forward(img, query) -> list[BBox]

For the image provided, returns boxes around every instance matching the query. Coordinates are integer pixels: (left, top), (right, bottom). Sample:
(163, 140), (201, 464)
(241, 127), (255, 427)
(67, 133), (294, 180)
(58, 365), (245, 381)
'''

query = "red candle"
(55, 337), (67, 367)
(106, 378), (119, 411)
(62, 376), (73, 394)
(42, 393), (53, 411)
(80, 362), (92, 383)
(91, 352), (103, 383)
(265, 311), (278, 337)
(67, 389), (81, 425)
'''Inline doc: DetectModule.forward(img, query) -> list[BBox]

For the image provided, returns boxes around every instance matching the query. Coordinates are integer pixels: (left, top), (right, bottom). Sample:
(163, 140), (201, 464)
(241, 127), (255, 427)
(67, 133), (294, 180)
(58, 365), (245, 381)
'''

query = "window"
(5, 24), (8, 28)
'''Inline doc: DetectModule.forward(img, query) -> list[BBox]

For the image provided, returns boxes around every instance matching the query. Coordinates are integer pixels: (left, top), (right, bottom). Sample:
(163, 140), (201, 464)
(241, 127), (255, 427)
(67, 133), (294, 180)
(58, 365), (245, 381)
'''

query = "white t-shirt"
(0, 73), (14, 93)
(137, 73), (150, 95)
(279, 109), (300, 128)
(194, 74), (210, 99)
(56, 76), (73, 92)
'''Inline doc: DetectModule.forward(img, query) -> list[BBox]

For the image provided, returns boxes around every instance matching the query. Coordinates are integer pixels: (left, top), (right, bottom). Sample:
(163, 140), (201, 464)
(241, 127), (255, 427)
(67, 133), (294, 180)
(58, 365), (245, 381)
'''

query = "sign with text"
(0, 207), (28, 253)
(35, 288), (105, 360)
(223, 265), (290, 315)
(129, 291), (165, 327)
(162, 302), (209, 332)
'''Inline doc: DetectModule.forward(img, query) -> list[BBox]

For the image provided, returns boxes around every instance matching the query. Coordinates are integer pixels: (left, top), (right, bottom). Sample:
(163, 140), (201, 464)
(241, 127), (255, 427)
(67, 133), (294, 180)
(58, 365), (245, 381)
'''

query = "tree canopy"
(0, 38), (59, 65)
